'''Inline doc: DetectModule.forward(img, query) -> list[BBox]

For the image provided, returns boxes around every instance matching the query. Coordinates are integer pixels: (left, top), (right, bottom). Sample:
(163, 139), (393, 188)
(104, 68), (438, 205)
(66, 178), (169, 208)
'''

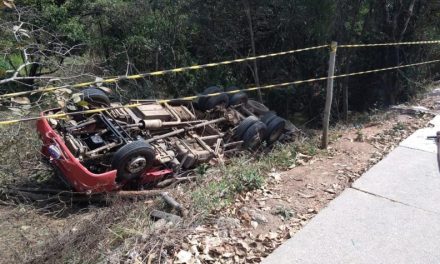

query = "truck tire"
(229, 92), (248, 106)
(246, 99), (270, 115)
(234, 116), (259, 140)
(265, 117), (286, 144)
(204, 93), (229, 110)
(260, 111), (277, 124)
(243, 121), (267, 150)
(225, 85), (241, 96)
(112, 141), (156, 182)
(80, 88), (111, 107)
(198, 86), (229, 111)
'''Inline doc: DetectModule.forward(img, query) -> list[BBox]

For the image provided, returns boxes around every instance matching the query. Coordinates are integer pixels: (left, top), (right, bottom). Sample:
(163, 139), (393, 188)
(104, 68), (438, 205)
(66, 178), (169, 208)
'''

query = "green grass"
(192, 179), (232, 213)
(259, 143), (297, 170)
(393, 122), (407, 131)
(190, 136), (321, 215)
(0, 54), (24, 74)
(191, 156), (266, 214)
(273, 205), (295, 221)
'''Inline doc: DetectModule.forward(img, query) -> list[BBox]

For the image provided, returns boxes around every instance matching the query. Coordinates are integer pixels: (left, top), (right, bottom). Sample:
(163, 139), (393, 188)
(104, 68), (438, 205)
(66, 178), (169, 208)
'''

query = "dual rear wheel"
(260, 112), (286, 144)
(197, 86), (249, 110)
(197, 86), (229, 111)
(234, 113), (286, 150)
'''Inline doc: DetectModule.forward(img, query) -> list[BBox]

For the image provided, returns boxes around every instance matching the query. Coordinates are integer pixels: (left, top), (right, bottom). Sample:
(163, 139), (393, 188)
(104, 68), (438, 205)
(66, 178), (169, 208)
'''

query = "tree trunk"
(343, 61), (349, 121)
(243, 0), (263, 102)
(390, 0), (416, 105)
(98, 20), (110, 63)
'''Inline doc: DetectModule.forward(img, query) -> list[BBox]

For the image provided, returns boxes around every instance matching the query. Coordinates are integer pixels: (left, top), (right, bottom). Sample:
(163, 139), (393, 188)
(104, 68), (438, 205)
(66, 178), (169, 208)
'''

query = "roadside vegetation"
(2, 1), (440, 124)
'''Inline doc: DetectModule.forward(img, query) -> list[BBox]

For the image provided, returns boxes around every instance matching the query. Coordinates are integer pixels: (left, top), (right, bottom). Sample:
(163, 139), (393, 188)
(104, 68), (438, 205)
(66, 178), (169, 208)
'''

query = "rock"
(175, 250), (192, 263)
(216, 217), (241, 228)
(430, 88), (440, 96)
(203, 236), (223, 254)
(250, 210), (268, 224)
(267, 232), (278, 240)
(391, 105), (431, 115)
(238, 207), (249, 215)
(21, 225), (31, 231)
(190, 245), (199, 257)
(153, 219), (167, 230)
(268, 172), (281, 181)
(251, 221), (258, 229)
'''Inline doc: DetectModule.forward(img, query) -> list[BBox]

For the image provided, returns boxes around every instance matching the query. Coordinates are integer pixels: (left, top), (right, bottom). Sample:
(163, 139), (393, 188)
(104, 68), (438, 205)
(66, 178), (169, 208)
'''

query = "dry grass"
(0, 120), (57, 188)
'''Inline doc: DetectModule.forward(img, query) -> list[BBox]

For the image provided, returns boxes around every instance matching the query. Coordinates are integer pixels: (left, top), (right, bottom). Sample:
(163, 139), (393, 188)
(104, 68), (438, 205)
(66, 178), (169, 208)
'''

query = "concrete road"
(262, 116), (440, 264)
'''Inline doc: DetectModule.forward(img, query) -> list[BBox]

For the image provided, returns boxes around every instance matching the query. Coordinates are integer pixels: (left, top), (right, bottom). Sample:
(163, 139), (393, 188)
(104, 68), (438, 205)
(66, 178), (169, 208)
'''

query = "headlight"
(48, 145), (62, 160)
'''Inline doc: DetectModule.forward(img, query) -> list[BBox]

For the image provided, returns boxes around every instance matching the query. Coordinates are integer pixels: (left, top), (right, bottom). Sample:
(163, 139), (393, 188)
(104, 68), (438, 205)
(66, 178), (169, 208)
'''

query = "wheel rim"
(126, 156), (147, 174)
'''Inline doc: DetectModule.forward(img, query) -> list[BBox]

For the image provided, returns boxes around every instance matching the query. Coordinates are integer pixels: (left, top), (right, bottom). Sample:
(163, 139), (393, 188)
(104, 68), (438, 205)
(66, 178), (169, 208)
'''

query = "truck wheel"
(225, 85), (240, 95)
(265, 117), (286, 144)
(225, 86), (248, 106)
(204, 93), (229, 110)
(200, 86), (229, 110)
(243, 121), (267, 150)
(234, 116), (259, 140)
(112, 141), (156, 182)
(246, 99), (270, 115)
(198, 86), (226, 111)
(260, 111), (277, 124)
(80, 88), (111, 107)
(229, 92), (248, 106)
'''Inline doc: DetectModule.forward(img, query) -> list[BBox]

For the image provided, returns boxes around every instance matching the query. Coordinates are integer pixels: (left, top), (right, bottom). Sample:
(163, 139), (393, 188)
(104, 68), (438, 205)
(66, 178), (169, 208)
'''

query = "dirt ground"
(164, 88), (439, 263)
(177, 113), (432, 263)
(0, 87), (439, 263)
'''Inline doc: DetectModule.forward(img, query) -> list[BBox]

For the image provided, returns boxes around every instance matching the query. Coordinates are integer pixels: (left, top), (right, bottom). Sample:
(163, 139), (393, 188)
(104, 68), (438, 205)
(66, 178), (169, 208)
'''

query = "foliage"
(190, 137), (321, 215)
(1, 0), (440, 122)
(191, 156), (266, 214)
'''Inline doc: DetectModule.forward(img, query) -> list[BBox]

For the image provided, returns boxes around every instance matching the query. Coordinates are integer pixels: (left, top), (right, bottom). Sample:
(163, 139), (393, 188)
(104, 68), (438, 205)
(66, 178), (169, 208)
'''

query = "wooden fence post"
(321, 41), (338, 149)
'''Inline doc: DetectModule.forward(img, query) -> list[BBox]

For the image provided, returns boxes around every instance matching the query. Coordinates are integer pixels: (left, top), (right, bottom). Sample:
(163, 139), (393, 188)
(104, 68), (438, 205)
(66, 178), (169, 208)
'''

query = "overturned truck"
(37, 86), (293, 193)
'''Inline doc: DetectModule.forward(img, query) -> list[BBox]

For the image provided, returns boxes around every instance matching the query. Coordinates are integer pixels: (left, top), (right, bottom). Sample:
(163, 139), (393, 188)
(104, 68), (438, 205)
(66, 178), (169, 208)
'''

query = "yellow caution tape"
(1, 58), (439, 126)
(0, 45), (329, 99)
(0, 120), (20, 125)
(339, 40), (440, 48)
(2, 40), (440, 100)
(332, 59), (440, 79)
